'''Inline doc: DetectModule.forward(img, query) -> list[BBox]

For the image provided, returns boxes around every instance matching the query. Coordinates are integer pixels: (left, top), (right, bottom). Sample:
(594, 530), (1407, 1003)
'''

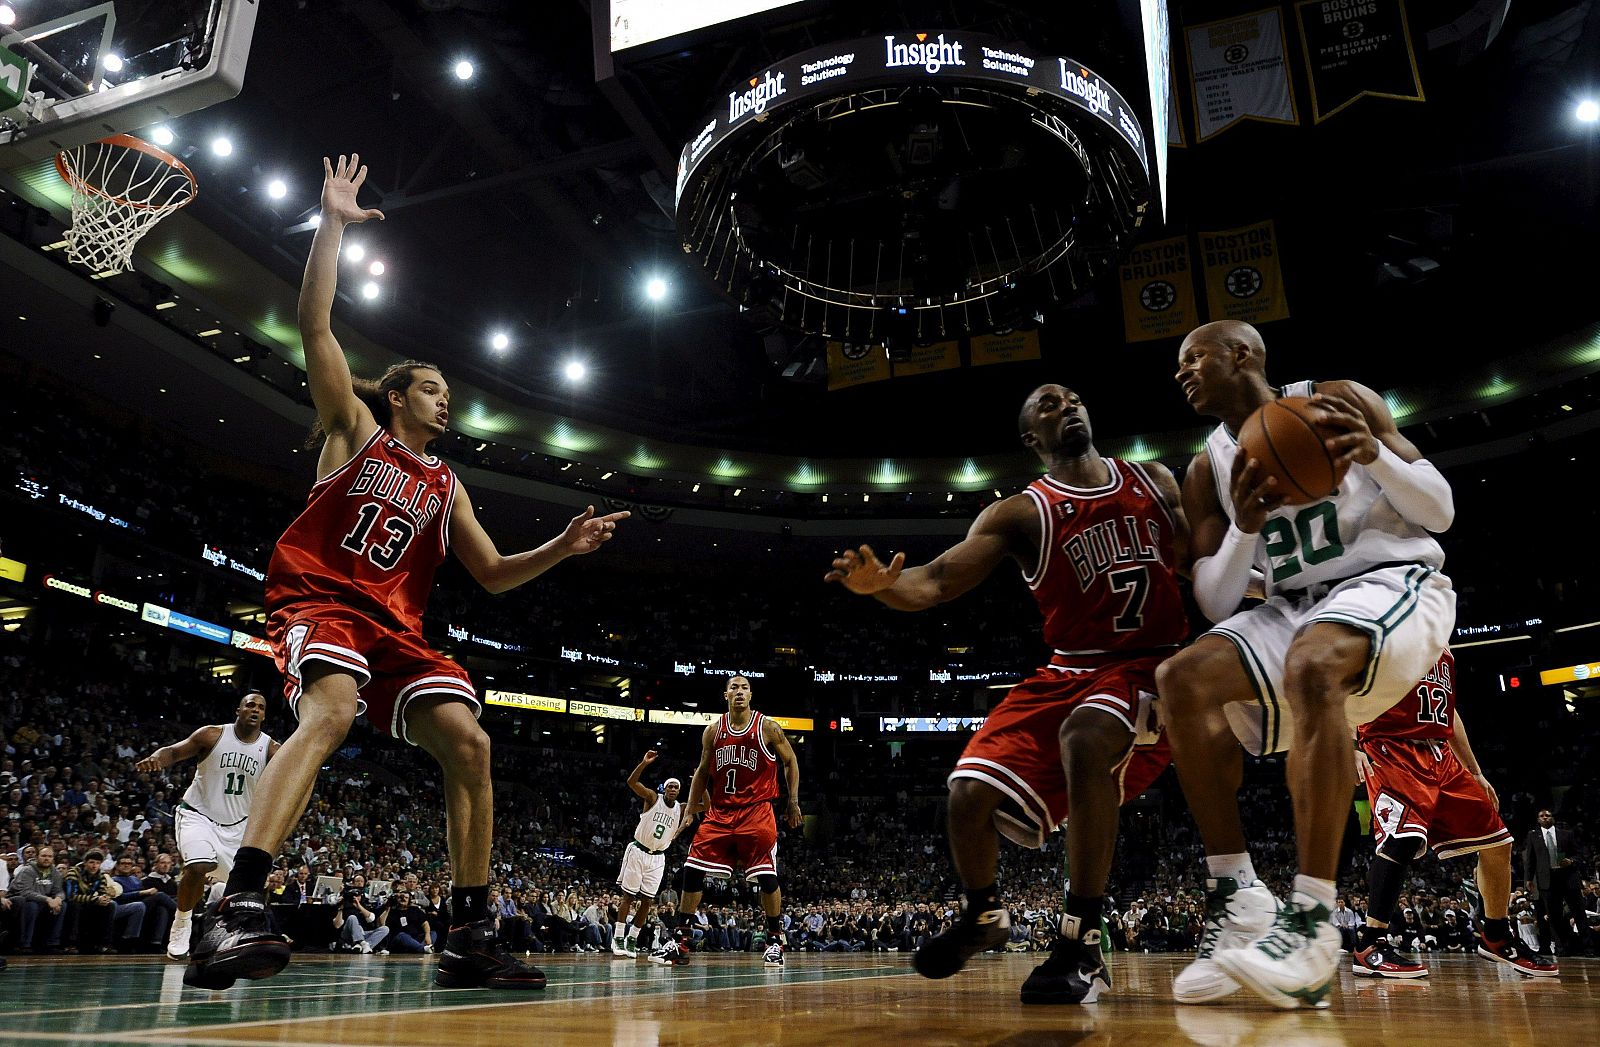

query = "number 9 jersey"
(266, 428), (457, 635)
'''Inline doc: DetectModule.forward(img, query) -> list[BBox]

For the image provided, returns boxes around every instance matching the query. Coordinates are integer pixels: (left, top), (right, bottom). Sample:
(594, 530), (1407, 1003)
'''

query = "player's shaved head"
(1182, 320), (1266, 369)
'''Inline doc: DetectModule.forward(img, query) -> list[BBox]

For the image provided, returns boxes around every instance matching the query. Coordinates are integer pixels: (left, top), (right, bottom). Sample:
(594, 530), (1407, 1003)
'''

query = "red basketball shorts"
(685, 803), (778, 882)
(1360, 736), (1511, 859)
(268, 601), (478, 746)
(950, 653), (1172, 849)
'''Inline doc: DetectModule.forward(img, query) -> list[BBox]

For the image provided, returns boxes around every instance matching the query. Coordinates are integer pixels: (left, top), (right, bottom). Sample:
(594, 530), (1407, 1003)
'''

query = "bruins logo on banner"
(1185, 7), (1299, 141)
(827, 341), (891, 391)
(1198, 220), (1289, 324)
(1119, 236), (1197, 342)
(1295, 0), (1424, 123)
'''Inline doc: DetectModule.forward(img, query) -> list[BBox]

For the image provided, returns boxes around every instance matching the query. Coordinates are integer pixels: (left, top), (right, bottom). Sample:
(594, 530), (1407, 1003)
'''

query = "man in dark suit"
(1524, 809), (1587, 955)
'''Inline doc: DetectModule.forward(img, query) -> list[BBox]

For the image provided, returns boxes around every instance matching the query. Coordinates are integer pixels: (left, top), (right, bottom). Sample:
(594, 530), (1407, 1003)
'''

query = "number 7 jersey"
(266, 427), (457, 633)
(1022, 458), (1187, 654)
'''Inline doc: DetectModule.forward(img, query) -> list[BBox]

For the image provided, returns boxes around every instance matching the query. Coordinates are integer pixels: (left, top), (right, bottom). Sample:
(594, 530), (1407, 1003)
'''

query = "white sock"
(1293, 875), (1337, 912)
(173, 909), (192, 927)
(614, 922), (624, 939)
(1206, 853), (1258, 885)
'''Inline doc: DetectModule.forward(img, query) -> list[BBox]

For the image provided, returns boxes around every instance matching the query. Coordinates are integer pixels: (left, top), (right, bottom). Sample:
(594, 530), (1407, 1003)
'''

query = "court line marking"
(122, 965), (916, 1041)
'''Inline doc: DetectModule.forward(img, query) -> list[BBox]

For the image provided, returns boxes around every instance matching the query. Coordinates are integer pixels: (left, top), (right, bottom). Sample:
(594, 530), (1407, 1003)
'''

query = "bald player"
(137, 692), (279, 960)
(1161, 320), (1456, 1009)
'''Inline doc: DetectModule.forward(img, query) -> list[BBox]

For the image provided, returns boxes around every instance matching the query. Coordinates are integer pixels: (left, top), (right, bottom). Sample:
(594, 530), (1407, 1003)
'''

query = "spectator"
(64, 849), (144, 953)
(383, 890), (433, 954)
(114, 854), (176, 948)
(335, 875), (388, 954)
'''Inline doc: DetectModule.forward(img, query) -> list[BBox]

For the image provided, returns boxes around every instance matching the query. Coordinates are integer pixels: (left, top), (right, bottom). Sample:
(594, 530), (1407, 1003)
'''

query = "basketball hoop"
(55, 133), (197, 275)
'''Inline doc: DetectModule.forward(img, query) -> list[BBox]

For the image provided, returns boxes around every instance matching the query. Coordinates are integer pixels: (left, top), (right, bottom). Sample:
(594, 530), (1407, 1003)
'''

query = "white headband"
(663, 778), (681, 790)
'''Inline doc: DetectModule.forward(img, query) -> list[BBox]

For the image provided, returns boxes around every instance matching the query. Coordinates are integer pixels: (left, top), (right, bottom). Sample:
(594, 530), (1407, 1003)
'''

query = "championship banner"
(1119, 235), (1198, 342)
(891, 340), (960, 379)
(827, 340), (891, 390)
(1198, 220), (1290, 324)
(1295, 0), (1424, 123)
(1167, 66), (1186, 148)
(0, 556), (25, 583)
(1185, 8), (1298, 141)
(970, 329), (1041, 367)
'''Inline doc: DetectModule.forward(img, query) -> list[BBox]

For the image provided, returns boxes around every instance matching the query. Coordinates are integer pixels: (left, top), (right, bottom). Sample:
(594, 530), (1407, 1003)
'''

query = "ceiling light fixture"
(150, 126), (175, 146)
(454, 59), (475, 81)
(563, 359), (587, 383)
(267, 179), (287, 200)
(490, 331), (509, 351)
(210, 136), (233, 157)
(1578, 99), (1600, 123)
(361, 281), (380, 300)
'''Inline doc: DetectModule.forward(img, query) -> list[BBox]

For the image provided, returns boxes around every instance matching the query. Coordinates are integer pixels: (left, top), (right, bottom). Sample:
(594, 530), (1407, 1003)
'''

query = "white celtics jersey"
(182, 724), (271, 826)
(633, 795), (683, 852)
(1205, 380), (1445, 596)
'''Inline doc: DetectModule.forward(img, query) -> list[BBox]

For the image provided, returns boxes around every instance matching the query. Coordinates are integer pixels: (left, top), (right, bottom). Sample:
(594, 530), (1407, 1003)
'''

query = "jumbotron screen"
(609, 0), (807, 52)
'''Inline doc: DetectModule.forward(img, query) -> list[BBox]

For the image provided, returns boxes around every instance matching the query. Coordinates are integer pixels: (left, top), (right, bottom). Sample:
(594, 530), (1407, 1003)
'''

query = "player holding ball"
(1159, 319), (1457, 1010)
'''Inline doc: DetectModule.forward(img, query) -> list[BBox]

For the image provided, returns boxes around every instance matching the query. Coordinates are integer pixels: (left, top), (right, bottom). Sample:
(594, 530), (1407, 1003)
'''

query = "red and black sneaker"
(436, 919), (547, 989)
(1352, 943), (1428, 979)
(183, 892), (291, 991)
(1477, 933), (1559, 978)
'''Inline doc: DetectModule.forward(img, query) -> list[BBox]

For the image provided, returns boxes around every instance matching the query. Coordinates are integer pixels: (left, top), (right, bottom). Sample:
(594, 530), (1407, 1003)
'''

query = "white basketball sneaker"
(166, 913), (193, 960)
(1213, 902), (1341, 1010)
(1173, 877), (1283, 1004)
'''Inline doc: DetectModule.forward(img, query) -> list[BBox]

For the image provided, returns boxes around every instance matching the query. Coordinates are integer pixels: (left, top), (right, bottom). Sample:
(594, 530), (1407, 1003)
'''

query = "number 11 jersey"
(266, 428), (457, 632)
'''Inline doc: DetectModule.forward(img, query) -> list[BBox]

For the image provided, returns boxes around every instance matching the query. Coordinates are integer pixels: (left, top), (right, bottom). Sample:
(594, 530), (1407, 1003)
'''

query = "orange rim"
(55, 133), (198, 211)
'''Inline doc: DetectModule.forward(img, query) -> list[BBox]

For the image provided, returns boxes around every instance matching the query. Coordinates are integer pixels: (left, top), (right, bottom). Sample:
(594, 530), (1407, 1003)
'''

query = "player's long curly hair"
(304, 359), (442, 450)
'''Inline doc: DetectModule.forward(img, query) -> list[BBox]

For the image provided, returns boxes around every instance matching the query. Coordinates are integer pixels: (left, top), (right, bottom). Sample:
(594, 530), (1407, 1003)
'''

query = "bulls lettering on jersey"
(267, 428), (457, 632)
(712, 712), (779, 808)
(1359, 648), (1455, 742)
(1022, 459), (1187, 654)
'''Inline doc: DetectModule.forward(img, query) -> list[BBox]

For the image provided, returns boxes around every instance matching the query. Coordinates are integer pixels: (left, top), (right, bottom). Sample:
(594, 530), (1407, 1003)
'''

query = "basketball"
(1237, 396), (1344, 506)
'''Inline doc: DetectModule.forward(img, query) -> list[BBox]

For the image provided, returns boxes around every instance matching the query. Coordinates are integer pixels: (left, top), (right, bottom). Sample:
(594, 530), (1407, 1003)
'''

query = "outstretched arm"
(823, 496), (1027, 611)
(766, 718), (802, 829)
(299, 154), (386, 474)
(627, 751), (661, 804)
(685, 725), (716, 818)
(450, 490), (630, 594)
(135, 726), (222, 773)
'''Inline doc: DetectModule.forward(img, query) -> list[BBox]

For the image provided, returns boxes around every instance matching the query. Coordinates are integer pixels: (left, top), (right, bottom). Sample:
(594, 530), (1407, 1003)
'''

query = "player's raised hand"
(1229, 449), (1285, 534)
(320, 153), (385, 226)
(559, 505), (630, 556)
(642, 750), (659, 764)
(823, 544), (905, 594)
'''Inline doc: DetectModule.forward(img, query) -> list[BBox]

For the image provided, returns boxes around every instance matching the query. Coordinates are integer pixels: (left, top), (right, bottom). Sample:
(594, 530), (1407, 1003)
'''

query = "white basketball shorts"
(174, 804), (246, 876)
(1209, 564), (1455, 756)
(616, 843), (668, 898)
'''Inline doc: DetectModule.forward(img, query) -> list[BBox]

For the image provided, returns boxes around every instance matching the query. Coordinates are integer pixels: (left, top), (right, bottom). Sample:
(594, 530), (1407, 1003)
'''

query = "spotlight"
(645, 276), (668, 302)
(454, 59), (475, 81)
(563, 360), (587, 383)
(1579, 99), (1600, 123)
(0, 6), (14, 27)
(692, 483), (700, 493)
(345, 243), (365, 262)
(368, 260), (385, 276)
(150, 126), (175, 147)
(310, 213), (321, 227)
(602, 472), (615, 481)
(361, 281), (380, 300)
(490, 331), (509, 351)
(103, 52), (124, 74)
(733, 488), (742, 497)
(267, 179), (287, 200)
(210, 136), (233, 157)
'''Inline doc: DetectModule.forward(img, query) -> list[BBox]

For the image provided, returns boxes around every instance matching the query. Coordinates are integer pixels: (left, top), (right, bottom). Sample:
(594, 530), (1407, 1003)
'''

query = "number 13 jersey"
(266, 428), (457, 632)
(1023, 458), (1187, 655)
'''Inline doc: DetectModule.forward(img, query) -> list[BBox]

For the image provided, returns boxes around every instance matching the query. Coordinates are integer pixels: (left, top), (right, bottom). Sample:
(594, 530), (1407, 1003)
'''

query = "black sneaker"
(435, 919), (547, 989)
(912, 906), (1010, 979)
(182, 892), (290, 991)
(1020, 915), (1111, 1004)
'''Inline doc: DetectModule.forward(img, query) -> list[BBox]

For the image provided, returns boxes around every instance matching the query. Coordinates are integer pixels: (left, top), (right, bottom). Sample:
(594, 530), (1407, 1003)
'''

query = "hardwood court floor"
(1, 951), (1596, 1046)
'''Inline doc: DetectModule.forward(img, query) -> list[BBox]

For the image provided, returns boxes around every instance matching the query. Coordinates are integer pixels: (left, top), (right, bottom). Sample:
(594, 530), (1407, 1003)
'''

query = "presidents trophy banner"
(1120, 236), (1198, 342)
(1185, 8), (1299, 141)
(1198, 220), (1290, 324)
(1295, 0), (1425, 123)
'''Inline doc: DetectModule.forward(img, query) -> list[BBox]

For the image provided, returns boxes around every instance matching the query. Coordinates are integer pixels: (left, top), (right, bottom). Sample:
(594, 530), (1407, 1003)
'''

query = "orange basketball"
(1237, 396), (1345, 506)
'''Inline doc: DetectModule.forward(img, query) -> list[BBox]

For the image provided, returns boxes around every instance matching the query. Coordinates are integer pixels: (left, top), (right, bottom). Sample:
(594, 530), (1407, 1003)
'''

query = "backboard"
(0, 0), (257, 165)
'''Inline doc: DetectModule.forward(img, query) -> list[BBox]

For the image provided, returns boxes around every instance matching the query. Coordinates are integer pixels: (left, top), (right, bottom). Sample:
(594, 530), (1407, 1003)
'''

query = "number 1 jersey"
(266, 428), (457, 633)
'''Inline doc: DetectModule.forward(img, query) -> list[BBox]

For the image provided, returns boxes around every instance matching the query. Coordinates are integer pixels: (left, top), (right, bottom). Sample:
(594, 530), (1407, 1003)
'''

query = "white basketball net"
(57, 137), (196, 275)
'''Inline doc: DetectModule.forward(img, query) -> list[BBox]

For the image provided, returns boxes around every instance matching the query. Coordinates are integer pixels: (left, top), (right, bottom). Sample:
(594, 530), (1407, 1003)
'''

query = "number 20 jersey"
(266, 428), (457, 633)
(1022, 458), (1187, 655)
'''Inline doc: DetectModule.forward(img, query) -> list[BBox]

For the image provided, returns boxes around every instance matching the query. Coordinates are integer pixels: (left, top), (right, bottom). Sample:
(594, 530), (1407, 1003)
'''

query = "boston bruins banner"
(970, 330), (1042, 367)
(1185, 8), (1299, 141)
(827, 340), (891, 391)
(891, 340), (961, 379)
(1119, 236), (1198, 342)
(1295, 0), (1424, 123)
(1198, 220), (1290, 325)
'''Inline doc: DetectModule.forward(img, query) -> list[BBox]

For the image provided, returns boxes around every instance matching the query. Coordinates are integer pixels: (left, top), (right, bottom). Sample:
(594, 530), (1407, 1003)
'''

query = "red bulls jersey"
(266, 428), (456, 634)
(1359, 649), (1455, 742)
(711, 712), (780, 809)
(1022, 459), (1187, 654)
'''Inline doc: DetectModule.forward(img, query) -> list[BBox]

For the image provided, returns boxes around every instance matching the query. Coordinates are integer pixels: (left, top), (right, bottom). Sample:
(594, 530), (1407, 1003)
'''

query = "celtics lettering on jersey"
(183, 724), (272, 826)
(634, 796), (684, 850)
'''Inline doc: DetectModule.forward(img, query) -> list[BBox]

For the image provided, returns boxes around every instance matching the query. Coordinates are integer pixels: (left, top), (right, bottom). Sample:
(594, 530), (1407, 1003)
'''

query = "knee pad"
(681, 867), (706, 893)
(1378, 835), (1425, 864)
(757, 874), (780, 895)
